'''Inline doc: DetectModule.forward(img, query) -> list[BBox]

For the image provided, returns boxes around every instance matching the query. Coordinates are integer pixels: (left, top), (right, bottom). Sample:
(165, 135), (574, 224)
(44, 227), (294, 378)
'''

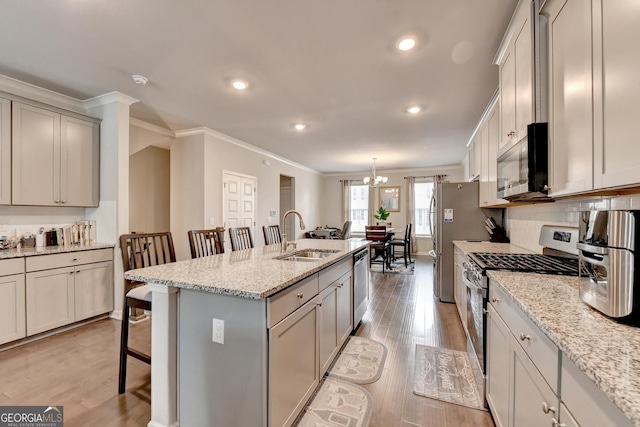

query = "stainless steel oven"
(461, 264), (487, 374)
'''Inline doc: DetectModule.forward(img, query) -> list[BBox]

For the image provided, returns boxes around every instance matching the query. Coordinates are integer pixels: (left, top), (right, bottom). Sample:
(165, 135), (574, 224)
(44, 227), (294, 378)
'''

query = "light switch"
(212, 318), (224, 344)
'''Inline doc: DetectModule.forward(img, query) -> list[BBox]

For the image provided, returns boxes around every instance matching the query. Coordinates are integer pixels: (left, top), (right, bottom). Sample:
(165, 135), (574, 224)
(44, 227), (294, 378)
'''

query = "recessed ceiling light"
(231, 79), (248, 90)
(292, 123), (308, 131)
(406, 105), (422, 114)
(397, 36), (417, 51)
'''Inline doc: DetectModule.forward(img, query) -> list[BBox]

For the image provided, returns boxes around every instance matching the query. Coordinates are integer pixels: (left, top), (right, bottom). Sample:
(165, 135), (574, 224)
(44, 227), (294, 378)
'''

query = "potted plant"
(373, 206), (390, 225)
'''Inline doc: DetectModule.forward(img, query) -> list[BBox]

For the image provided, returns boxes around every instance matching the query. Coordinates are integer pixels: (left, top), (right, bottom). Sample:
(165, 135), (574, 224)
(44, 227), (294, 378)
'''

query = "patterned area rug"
(369, 258), (415, 275)
(328, 336), (387, 384)
(295, 378), (373, 427)
(413, 345), (486, 411)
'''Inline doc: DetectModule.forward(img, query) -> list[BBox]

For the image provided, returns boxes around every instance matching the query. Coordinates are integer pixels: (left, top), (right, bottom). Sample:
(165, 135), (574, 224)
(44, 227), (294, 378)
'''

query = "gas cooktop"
(469, 252), (581, 276)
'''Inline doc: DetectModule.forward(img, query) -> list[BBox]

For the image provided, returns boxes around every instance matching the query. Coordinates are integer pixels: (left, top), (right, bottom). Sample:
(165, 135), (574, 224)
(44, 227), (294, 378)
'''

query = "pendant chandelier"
(363, 157), (388, 187)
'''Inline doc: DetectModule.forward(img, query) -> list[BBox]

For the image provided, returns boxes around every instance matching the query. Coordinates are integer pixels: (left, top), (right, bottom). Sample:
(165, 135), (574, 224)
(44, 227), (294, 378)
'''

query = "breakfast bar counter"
(125, 238), (369, 427)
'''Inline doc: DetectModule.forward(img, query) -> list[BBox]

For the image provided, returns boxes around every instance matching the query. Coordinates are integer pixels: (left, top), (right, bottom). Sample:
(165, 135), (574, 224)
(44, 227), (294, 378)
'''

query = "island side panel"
(178, 289), (268, 427)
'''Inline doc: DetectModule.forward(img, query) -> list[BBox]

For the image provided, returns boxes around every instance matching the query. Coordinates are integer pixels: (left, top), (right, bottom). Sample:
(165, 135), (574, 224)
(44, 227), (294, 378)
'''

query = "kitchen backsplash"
(506, 194), (640, 253)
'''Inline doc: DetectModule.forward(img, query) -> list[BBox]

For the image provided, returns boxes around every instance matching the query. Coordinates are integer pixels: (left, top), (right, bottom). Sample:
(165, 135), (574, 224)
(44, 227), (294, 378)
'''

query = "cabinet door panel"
(510, 335), (557, 427)
(0, 98), (10, 205)
(486, 305), (510, 427)
(547, 0), (593, 196)
(319, 285), (339, 375)
(60, 116), (100, 207)
(26, 267), (75, 335)
(74, 261), (113, 321)
(12, 102), (61, 206)
(337, 272), (353, 345)
(269, 299), (319, 427)
(594, 1), (640, 188)
(514, 15), (533, 134)
(500, 50), (516, 149)
(0, 273), (26, 345)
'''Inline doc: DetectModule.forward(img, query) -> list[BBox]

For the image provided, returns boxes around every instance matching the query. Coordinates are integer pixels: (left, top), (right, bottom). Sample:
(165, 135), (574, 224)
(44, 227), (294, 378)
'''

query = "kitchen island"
(124, 238), (369, 427)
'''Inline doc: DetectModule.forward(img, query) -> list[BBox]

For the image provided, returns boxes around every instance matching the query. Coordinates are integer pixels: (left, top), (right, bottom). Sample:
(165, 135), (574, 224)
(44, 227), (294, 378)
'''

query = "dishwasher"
(353, 248), (369, 327)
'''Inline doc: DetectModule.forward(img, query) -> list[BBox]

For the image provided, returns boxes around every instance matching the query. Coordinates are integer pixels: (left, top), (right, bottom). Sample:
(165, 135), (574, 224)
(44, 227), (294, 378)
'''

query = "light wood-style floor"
(0, 256), (494, 426)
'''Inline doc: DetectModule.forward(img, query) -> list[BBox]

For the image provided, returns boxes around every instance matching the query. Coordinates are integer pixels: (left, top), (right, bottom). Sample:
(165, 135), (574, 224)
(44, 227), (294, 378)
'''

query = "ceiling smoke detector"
(132, 74), (149, 85)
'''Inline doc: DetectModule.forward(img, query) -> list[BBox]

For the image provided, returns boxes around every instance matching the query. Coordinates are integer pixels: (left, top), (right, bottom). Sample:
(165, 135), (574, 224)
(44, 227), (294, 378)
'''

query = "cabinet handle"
(551, 418), (565, 427)
(336, 283), (343, 288)
(317, 302), (322, 307)
(69, 271), (74, 275)
(541, 402), (556, 414)
(297, 293), (304, 299)
(73, 258), (78, 261)
(520, 332), (531, 341)
(55, 200), (60, 204)
(61, 200), (67, 204)
(482, 309), (488, 314)
(492, 297), (500, 303)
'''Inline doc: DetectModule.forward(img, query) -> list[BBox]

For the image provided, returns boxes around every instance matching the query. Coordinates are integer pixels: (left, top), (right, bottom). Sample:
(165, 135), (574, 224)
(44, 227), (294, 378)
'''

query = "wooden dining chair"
(118, 232), (176, 394)
(228, 226), (254, 251)
(262, 225), (282, 245)
(188, 227), (225, 258)
(390, 223), (413, 267)
(365, 225), (391, 272)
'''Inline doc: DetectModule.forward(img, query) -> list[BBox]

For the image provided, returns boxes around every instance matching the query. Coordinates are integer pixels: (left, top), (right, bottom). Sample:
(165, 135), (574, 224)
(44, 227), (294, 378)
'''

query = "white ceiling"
(0, 0), (517, 173)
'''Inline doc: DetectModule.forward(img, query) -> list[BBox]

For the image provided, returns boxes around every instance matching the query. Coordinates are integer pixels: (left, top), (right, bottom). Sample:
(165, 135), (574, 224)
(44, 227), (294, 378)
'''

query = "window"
(414, 181), (434, 236)
(350, 183), (369, 233)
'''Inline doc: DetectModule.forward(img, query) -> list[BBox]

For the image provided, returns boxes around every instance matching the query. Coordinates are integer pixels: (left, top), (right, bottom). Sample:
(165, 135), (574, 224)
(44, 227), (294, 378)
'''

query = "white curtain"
(406, 176), (417, 255)
(342, 180), (350, 223)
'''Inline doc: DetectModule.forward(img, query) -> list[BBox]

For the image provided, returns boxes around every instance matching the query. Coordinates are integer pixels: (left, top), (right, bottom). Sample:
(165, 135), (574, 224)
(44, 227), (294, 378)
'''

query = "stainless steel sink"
(275, 249), (340, 261)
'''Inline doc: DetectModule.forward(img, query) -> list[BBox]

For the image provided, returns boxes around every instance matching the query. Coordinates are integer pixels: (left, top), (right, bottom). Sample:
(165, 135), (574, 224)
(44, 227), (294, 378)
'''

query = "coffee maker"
(578, 210), (640, 322)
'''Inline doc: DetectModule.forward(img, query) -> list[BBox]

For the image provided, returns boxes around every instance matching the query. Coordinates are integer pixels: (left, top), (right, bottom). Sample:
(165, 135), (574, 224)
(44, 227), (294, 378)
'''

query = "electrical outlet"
(212, 318), (224, 344)
(209, 217), (215, 226)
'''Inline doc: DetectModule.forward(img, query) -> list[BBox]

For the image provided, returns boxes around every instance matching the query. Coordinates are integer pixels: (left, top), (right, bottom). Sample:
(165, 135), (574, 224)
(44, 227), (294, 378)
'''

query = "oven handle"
(577, 243), (608, 266)
(462, 271), (486, 298)
(577, 242), (608, 255)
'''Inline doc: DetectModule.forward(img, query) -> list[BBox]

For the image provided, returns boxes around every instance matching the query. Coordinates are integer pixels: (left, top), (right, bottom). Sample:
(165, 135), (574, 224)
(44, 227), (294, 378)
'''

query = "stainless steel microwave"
(496, 122), (549, 201)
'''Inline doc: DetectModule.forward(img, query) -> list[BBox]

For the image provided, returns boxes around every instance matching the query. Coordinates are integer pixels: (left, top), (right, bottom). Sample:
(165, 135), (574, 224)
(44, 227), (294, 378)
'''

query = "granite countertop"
(488, 270), (640, 426)
(0, 243), (115, 260)
(124, 238), (370, 299)
(453, 240), (533, 255)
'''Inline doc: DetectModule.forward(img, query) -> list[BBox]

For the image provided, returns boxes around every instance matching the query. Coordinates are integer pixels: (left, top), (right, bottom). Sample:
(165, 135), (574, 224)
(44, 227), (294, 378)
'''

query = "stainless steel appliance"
(429, 180), (499, 303)
(496, 122), (549, 201)
(353, 248), (369, 326)
(462, 225), (580, 402)
(578, 210), (640, 321)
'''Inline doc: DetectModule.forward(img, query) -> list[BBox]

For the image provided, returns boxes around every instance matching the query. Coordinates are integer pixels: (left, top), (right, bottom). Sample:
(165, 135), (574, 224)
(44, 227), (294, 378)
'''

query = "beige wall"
(129, 146), (170, 233)
(171, 129), (323, 260)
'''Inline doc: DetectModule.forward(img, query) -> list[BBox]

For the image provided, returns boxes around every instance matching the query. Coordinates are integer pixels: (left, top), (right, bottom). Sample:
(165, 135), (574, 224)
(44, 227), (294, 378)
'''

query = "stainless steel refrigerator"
(428, 181), (493, 302)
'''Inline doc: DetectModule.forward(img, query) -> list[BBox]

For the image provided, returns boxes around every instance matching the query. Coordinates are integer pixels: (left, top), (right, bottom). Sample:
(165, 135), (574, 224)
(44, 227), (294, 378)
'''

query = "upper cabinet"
(479, 95), (508, 207)
(12, 102), (100, 207)
(542, 0), (640, 196)
(0, 98), (10, 205)
(496, 0), (535, 151)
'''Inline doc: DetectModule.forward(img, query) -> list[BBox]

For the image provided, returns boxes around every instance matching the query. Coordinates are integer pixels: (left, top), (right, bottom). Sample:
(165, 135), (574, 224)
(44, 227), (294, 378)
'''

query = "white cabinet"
(468, 136), (481, 182)
(0, 258), (26, 345)
(269, 297), (319, 427)
(0, 97), (10, 205)
(543, 0), (640, 196)
(453, 247), (467, 329)
(496, 0), (534, 150)
(25, 249), (114, 336)
(319, 267), (352, 375)
(486, 305), (510, 427)
(543, 0), (594, 196)
(478, 95), (508, 207)
(12, 102), (99, 207)
(510, 334), (559, 427)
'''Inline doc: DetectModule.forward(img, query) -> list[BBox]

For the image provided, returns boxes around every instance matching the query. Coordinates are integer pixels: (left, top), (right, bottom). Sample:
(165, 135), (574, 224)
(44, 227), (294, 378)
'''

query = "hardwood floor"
(357, 256), (494, 427)
(0, 256), (494, 426)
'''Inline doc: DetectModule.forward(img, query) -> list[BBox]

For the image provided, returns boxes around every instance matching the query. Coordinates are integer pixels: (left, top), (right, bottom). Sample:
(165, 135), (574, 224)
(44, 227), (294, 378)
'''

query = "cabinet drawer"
(509, 303), (559, 394)
(489, 283), (513, 324)
(26, 248), (113, 272)
(0, 258), (24, 276)
(268, 274), (319, 328)
(319, 258), (351, 291)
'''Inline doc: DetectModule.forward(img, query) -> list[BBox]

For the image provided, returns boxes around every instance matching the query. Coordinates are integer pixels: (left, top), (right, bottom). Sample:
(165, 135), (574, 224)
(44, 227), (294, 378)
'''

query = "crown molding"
(130, 118), (175, 138)
(84, 91), (139, 109)
(0, 74), (86, 113)
(174, 127), (320, 175)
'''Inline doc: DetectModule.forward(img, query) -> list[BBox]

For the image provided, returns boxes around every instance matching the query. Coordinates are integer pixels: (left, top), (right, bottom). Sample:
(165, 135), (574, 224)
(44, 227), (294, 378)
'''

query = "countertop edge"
(0, 243), (115, 259)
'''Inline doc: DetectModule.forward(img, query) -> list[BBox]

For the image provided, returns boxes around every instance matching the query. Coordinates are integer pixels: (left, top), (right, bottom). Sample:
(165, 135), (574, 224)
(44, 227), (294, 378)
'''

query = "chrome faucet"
(281, 210), (306, 253)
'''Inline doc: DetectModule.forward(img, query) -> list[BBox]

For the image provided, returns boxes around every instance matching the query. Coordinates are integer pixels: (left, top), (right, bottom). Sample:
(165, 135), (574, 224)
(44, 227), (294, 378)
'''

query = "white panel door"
(223, 172), (256, 250)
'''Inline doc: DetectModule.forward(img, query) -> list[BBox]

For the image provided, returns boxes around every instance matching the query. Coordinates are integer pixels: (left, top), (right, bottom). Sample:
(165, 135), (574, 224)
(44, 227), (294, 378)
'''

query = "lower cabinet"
(0, 258), (26, 345)
(25, 248), (114, 337)
(319, 270), (353, 375)
(453, 247), (467, 330)
(486, 305), (510, 427)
